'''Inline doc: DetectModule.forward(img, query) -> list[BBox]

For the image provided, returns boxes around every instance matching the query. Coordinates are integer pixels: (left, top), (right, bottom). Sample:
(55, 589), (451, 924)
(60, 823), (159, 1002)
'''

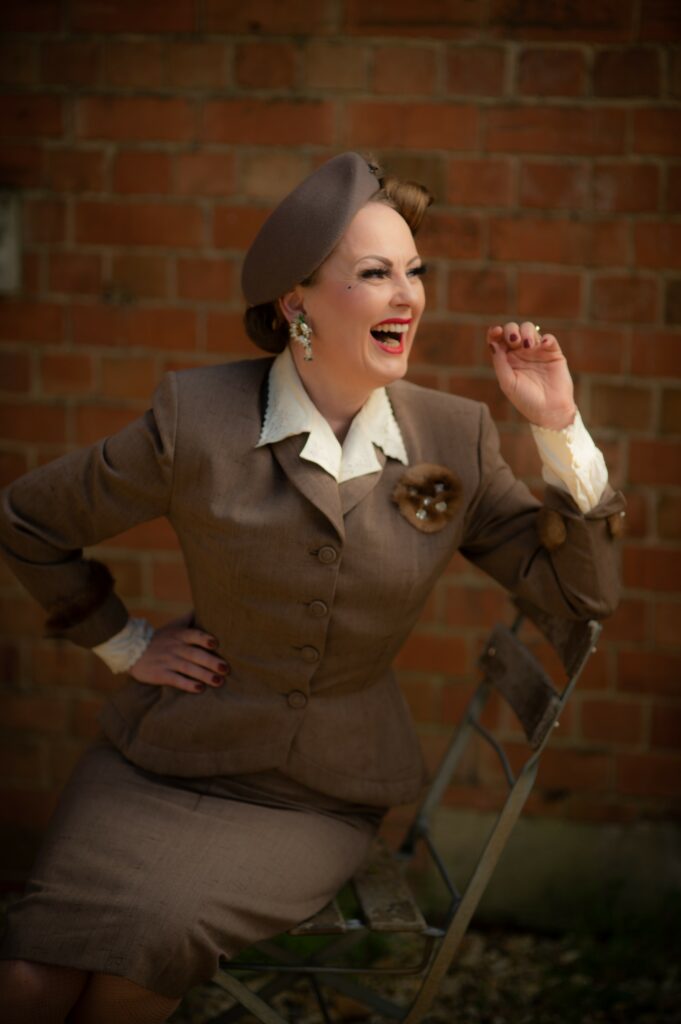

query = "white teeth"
(372, 322), (409, 334)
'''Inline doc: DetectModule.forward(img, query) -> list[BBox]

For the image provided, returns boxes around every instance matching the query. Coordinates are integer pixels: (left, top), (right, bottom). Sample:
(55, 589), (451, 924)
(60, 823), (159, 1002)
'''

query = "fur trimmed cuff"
(45, 559), (115, 635)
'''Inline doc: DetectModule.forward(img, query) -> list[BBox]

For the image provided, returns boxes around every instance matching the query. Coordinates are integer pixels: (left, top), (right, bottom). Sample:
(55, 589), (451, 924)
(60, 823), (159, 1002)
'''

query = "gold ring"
(535, 324), (541, 332)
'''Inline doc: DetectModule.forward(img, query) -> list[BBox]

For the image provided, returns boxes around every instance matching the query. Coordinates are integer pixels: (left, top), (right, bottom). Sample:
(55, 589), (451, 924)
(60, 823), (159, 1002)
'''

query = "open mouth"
(370, 321), (410, 352)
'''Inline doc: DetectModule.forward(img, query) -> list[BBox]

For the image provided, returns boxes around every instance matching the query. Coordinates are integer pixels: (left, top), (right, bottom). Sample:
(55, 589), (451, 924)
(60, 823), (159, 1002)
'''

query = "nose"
(390, 271), (416, 307)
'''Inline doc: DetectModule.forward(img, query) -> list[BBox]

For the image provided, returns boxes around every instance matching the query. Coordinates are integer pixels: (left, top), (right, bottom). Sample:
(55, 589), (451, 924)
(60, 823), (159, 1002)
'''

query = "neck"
(289, 346), (371, 443)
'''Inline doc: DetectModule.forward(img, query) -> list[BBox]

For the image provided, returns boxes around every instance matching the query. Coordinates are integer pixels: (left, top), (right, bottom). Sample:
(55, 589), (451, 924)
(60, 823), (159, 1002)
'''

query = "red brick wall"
(1, 1), (680, 867)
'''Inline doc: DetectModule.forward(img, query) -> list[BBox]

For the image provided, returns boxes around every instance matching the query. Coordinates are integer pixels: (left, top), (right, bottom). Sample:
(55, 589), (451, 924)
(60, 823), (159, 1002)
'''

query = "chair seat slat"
(353, 840), (427, 933)
(288, 898), (347, 935)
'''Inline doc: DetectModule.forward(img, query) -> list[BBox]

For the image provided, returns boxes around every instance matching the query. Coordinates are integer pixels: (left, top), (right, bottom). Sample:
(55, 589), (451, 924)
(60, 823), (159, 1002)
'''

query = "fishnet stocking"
(67, 972), (181, 1024)
(0, 959), (88, 1024)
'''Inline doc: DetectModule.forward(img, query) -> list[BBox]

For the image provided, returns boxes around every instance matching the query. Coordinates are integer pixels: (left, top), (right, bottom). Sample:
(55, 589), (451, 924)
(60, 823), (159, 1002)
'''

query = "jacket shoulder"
(171, 356), (273, 403)
(388, 378), (485, 435)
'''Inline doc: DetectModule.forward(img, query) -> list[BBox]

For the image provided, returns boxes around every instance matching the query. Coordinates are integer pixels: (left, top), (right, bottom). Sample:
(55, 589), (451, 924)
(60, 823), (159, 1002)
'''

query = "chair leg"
(210, 971), (289, 1024)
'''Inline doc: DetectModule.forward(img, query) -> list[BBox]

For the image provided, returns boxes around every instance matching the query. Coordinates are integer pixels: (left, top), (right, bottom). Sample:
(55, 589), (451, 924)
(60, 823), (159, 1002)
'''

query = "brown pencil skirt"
(0, 735), (382, 998)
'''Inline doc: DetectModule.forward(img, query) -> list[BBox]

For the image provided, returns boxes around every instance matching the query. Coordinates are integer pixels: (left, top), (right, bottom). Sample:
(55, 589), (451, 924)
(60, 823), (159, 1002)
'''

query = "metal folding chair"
(202, 599), (602, 1024)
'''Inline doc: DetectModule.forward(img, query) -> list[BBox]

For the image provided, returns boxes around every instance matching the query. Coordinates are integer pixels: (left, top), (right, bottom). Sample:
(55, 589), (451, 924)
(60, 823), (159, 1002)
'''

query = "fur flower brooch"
(391, 463), (462, 534)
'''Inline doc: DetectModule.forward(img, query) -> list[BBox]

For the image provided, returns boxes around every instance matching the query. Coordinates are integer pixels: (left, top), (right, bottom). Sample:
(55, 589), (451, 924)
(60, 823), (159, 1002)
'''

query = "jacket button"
(287, 690), (308, 709)
(317, 545), (337, 564)
(300, 645), (320, 663)
(308, 600), (328, 618)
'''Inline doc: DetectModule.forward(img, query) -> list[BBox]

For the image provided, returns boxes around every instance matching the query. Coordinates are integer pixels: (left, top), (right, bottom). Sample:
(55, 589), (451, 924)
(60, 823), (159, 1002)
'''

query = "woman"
(0, 153), (624, 1023)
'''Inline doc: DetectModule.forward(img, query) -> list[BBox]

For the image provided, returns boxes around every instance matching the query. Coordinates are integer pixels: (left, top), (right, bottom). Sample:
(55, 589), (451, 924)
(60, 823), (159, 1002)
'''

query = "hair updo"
(243, 166), (434, 354)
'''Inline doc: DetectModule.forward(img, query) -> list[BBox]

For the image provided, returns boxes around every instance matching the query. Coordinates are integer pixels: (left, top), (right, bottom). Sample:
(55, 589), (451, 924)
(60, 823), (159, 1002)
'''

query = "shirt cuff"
(530, 409), (609, 514)
(91, 616), (155, 674)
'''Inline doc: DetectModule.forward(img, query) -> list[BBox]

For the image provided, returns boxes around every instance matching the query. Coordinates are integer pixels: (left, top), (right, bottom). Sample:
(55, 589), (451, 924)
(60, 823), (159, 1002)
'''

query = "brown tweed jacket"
(0, 357), (625, 806)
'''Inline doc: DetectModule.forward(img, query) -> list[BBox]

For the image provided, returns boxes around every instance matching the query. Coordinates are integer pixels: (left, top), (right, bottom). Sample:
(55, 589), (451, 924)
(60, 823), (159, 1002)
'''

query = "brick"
(100, 356), (158, 400)
(74, 405), (136, 444)
(203, 100), (334, 146)
(444, 584), (508, 628)
(630, 330), (680, 375)
(448, 267), (510, 315)
(72, 305), (197, 351)
(40, 40), (100, 86)
(589, 383), (652, 431)
(75, 201), (202, 248)
(205, 311), (254, 356)
(102, 40), (163, 89)
(237, 151), (308, 203)
(400, 676), (441, 724)
(0, 352), (31, 393)
(0, 693), (69, 734)
(24, 199), (66, 244)
(377, 152), (447, 202)
(593, 48), (660, 97)
(0, 144), (44, 188)
(629, 439), (681, 485)
(0, 403), (67, 443)
(165, 41), (227, 89)
(175, 152), (236, 197)
(516, 48), (585, 97)
(371, 45), (437, 96)
(635, 222), (681, 270)
(205, 0), (331, 34)
(32, 640), (93, 689)
(40, 353), (94, 395)
(661, 389), (681, 434)
(304, 41), (367, 91)
(490, 217), (626, 267)
(0, 451), (28, 487)
(394, 631), (468, 673)
(623, 546), (681, 593)
(668, 166), (681, 213)
(673, 49), (681, 101)
(177, 258), (233, 302)
(347, 101), (478, 150)
(486, 107), (627, 155)
(633, 110), (681, 156)
(234, 42), (297, 89)
(22, 251), (42, 295)
(593, 163), (659, 213)
(658, 494), (681, 540)
(419, 212), (482, 260)
(213, 206), (270, 250)
(446, 375), (511, 422)
(639, 0), (681, 41)
(49, 252), (101, 295)
(344, 0), (483, 37)
(112, 151), (172, 195)
(411, 321), (479, 367)
(666, 280), (681, 325)
(651, 705), (681, 750)
(0, 95), (62, 138)
(78, 97), (194, 143)
(653, 599), (681, 646)
(106, 517), (179, 552)
(47, 148), (105, 192)
(0, 39), (37, 87)
(447, 158), (512, 207)
(517, 271), (582, 318)
(488, 0), (635, 42)
(70, 0), (195, 32)
(1, 1), (61, 31)
(617, 752), (681, 797)
(519, 161), (589, 210)
(580, 698), (644, 745)
(109, 254), (169, 301)
(446, 46), (505, 96)
(603, 598), (649, 644)
(0, 302), (63, 344)
(591, 275), (657, 323)
(535, 748), (611, 793)
(152, 560), (192, 602)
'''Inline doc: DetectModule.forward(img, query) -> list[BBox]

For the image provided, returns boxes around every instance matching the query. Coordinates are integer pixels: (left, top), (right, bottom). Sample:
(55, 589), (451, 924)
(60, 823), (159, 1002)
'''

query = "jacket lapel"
(339, 448), (387, 516)
(271, 435), (345, 541)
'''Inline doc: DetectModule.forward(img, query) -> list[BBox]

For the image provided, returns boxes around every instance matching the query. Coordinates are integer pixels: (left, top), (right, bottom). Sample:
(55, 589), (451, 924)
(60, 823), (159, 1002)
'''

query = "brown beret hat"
(241, 152), (381, 307)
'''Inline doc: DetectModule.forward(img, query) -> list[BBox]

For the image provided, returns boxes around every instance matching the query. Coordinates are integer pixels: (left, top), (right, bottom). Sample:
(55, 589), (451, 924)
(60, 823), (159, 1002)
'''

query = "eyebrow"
(355, 254), (422, 267)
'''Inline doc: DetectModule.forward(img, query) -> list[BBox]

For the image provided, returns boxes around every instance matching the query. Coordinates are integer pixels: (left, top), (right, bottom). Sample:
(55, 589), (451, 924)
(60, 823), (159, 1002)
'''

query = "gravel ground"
(171, 922), (681, 1024)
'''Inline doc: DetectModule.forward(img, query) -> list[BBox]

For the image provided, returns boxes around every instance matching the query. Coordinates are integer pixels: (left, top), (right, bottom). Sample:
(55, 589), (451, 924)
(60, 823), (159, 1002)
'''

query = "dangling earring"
(289, 313), (313, 362)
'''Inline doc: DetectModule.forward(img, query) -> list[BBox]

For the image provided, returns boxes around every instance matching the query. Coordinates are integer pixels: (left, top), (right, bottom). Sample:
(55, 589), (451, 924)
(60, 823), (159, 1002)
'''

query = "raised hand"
(129, 611), (229, 694)
(487, 321), (577, 430)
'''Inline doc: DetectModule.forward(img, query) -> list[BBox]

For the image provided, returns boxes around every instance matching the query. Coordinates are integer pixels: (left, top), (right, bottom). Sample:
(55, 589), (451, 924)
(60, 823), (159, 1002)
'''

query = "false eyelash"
(410, 263), (428, 277)
(359, 264), (429, 280)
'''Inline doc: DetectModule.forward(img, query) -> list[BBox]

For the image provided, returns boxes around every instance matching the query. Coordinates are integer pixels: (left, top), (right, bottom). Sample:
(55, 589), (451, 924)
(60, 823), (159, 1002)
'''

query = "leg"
(0, 958), (88, 1024)
(67, 972), (181, 1024)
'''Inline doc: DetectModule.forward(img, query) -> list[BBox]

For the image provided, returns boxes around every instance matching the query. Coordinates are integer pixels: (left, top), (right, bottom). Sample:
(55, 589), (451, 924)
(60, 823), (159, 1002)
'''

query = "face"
(286, 202), (426, 393)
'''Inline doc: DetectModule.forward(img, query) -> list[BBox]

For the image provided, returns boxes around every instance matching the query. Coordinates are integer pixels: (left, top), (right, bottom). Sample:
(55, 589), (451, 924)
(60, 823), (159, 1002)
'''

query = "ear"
(278, 287), (306, 324)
